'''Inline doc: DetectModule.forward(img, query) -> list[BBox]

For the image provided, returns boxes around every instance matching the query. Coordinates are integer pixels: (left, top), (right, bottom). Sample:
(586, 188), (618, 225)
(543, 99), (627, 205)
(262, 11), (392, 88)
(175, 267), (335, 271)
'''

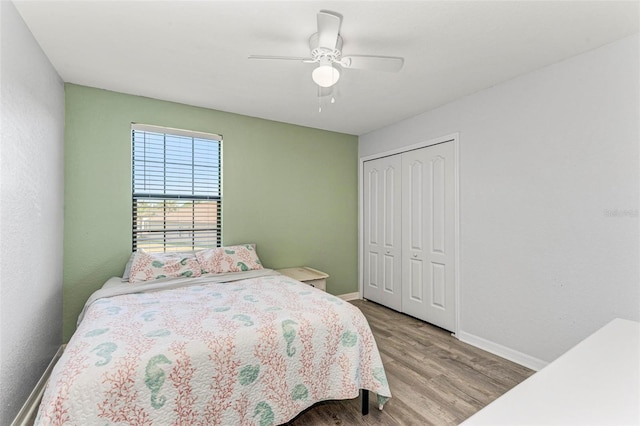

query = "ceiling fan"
(249, 10), (404, 90)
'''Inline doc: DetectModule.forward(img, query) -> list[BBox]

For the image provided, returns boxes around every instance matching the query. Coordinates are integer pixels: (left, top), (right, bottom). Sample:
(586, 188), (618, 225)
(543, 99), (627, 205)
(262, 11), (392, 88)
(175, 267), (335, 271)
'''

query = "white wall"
(360, 34), (639, 367)
(0, 1), (65, 423)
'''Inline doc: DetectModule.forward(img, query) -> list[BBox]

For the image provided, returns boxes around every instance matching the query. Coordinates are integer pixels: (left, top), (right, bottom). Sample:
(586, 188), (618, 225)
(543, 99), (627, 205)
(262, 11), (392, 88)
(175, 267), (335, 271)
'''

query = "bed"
(35, 247), (391, 425)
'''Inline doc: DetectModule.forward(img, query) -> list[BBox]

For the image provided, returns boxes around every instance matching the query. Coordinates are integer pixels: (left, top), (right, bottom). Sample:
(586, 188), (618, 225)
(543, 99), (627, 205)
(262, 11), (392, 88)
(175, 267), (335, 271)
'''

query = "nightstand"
(276, 266), (329, 292)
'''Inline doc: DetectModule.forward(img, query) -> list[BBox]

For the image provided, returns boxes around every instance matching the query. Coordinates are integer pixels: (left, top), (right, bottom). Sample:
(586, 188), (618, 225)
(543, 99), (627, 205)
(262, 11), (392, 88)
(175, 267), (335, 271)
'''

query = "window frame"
(131, 123), (222, 252)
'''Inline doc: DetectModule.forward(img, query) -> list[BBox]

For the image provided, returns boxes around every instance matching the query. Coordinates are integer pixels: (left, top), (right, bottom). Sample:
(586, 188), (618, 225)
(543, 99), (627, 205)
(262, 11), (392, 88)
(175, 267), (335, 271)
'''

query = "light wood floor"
(286, 299), (534, 425)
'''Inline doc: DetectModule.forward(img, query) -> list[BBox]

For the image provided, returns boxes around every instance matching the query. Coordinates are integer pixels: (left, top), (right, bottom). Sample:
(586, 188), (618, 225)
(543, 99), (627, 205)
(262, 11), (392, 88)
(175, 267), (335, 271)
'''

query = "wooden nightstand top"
(276, 266), (329, 281)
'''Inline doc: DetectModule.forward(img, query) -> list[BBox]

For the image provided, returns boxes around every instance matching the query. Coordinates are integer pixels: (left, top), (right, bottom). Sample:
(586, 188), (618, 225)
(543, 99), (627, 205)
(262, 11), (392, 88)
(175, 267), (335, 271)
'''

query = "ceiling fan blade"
(340, 55), (404, 72)
(248, 55), (311, 62)
(317, 10), (342, 49)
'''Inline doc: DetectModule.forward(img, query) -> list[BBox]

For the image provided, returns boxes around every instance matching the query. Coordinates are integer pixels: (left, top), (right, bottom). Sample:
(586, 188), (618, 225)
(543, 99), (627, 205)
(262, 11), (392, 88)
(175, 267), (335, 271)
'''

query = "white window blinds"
(132, 124), (222, 252)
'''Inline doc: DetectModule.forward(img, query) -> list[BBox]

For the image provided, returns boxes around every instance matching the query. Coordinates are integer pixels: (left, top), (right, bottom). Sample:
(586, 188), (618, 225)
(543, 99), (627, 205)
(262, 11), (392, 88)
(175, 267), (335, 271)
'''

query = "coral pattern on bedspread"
(36, 275), (391, 425)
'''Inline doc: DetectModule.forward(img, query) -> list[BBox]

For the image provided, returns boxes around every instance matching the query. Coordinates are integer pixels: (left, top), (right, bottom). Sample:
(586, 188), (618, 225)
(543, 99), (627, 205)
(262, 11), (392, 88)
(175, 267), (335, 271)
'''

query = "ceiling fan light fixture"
(249, 10), (404, 98)
(312, 64), (340, 87)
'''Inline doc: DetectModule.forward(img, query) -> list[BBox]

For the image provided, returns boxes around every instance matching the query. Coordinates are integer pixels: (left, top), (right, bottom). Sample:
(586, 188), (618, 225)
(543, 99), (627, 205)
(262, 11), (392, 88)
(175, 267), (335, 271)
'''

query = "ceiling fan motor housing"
(309, 33), (343, 63)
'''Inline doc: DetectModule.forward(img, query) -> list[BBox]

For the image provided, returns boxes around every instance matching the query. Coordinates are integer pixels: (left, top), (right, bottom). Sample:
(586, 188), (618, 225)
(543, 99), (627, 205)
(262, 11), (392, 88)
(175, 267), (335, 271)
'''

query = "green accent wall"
(63, 84), (358, 341)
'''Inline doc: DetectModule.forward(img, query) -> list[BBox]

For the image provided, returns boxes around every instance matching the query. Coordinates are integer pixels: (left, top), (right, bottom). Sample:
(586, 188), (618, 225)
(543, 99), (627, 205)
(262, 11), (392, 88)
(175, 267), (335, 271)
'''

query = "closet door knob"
(413, 253), (418, 258)
(386, 250), (390, 254)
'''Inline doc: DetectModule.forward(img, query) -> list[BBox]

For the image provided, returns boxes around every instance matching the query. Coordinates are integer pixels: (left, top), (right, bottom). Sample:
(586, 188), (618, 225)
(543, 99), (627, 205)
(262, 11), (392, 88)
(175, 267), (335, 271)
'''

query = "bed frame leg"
(361, 389), (369, 415)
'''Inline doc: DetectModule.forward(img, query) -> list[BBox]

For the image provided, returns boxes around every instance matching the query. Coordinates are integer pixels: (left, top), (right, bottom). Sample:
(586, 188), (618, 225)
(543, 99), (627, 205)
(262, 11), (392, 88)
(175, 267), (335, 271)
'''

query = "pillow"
(121, 253), (135, 282)
(128, 250), (202, 283)
(122, 250), (197, 282)
(196, 244), (263, 274)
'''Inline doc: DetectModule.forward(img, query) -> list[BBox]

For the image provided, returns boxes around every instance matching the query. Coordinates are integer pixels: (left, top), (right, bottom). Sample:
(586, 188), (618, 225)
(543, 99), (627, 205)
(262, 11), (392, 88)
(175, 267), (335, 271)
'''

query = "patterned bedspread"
(36, 272), (391, 425)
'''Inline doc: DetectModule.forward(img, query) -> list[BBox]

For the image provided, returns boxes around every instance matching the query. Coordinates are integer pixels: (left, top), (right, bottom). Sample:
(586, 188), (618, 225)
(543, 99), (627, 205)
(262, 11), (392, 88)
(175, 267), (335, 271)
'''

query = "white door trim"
(358, 133), (461, 336)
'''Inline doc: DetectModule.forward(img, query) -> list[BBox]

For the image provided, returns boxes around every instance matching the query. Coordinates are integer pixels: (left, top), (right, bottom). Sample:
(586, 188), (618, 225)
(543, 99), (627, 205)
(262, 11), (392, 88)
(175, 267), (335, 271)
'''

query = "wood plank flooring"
(286, 299), (534, 425)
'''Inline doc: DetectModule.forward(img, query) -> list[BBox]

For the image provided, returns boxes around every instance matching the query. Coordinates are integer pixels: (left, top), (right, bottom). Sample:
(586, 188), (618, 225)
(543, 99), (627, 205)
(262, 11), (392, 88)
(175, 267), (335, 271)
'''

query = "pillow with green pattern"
(196, 244), (263, 274)
(128, 249), (202, 283)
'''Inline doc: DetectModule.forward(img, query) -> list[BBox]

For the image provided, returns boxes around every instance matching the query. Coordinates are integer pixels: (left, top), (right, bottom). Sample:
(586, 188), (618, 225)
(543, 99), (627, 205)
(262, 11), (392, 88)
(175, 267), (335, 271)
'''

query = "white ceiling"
(14, 1), (640, 136)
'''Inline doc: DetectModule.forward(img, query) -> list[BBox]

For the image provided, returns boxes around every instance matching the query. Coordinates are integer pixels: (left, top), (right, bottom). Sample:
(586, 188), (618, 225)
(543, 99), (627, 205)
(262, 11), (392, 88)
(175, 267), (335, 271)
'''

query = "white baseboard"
(342, 293), (545, 371)
(11, 345), (65, 426)
(338, 292), (360, 301)
(458, 331), (547, 371)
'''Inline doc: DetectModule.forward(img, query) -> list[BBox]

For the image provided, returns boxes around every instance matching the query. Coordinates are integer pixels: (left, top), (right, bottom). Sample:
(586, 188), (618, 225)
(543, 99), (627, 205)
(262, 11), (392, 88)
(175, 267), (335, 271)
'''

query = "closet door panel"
(426, 142), (455, 331)
(409, 256), (424, 302)
(431, 262), (446, 308)
(363, 163), (380, 300)
(431, 155), (446, 254)
(402, 154), (428, 319)
(402, 142), (455, 331)
(363, 156), (402, 310)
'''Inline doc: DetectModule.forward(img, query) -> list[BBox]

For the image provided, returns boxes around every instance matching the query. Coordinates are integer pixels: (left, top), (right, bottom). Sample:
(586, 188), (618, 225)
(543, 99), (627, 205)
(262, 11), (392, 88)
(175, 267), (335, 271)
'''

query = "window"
(132, 124), (221, 252)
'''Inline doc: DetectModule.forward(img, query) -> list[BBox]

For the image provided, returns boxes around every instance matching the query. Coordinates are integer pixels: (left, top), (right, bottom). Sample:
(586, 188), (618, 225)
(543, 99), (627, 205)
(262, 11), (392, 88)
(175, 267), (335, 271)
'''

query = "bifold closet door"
(363, 155), (402, 311)
(401, 142), (455, 331)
